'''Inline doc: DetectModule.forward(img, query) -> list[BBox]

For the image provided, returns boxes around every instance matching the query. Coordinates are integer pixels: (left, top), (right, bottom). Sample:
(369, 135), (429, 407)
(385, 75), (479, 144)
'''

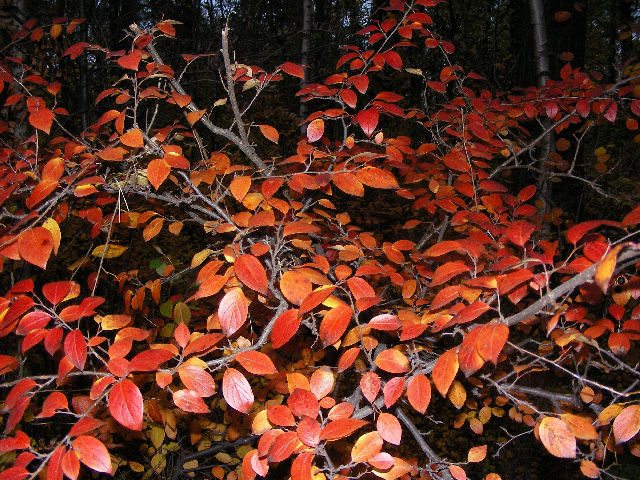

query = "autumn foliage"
(2, 1), (640, 480)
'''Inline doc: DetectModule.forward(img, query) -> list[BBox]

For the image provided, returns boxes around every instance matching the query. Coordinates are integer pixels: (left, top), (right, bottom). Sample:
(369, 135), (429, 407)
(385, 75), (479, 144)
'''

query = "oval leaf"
(108, 378), (143, 430)
(71, 436), (113, 475)
(539, 417), (576, 458)
(235, 254), (269, 295)
(218, 288), (248, 337)
(222, 367), (254, 413)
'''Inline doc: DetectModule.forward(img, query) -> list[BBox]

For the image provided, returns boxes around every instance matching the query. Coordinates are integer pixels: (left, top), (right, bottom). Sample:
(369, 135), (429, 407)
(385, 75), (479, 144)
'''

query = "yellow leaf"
(91, 244), (128, 258)
(42, 218), (61, 255)
(594, 244), (623, 293)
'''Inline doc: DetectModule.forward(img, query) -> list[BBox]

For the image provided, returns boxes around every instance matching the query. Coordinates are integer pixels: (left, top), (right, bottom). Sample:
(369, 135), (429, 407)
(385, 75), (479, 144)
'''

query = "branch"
(504, 246), (640, 328)
(395, 407), (454, 480)
(129, 24), (268, 171)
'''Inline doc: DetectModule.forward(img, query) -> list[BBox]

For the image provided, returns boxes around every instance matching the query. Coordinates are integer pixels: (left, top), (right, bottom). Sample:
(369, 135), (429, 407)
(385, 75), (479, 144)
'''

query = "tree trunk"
(529, 0), (552, 231)
(299, 0), (312, 132)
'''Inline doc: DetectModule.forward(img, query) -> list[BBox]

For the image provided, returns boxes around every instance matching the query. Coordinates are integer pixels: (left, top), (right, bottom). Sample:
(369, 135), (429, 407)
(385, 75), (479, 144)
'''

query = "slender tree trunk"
(529, 0), (552, 232)
(299, 0), (312, 132)
(79, 0), (88, 131)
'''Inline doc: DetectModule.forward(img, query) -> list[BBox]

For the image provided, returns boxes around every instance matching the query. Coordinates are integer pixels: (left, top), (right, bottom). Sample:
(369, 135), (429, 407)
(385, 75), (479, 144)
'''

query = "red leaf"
(307, 118), (324, 142)
(271, 309), (301, 348)
(71, 436), (113, 474)
(340, 89), (358, 108)
(319, 304), (353, 346)
(129, 349), (174, 372)
(374, 349), (410, 373)
(377, 412), (402, 445)
(280, 62), (305, 78)
(68, 417), (104, 437)
(17, 228), (53, 269)
(108, 379), (143, 430)
(235, 254), (269, 295)
(567, 220), (620, 245)
(117, 50), (142, 71)
(42, 281), (74, 306)
(432, 347), (459, 396)
(407, 374), (431, 414)
(297, 417), (321, 447)
(291, 452), (314, 480)
(383, 376), (405, 408)
(267, 404), (296, 426)
(235, 351), (278, 376)
(268, 431), (300, 462)
(222, 368), (254, 413)
(319, 418), (368, 441)
(457, 326), (485, 377)
(28, 106), (54, 134)
(507, 220), (536, 247)
(356, 108), (379, 136)
(368, 314), (401, 331)
(454, 301), (491, 325)
(337, 347), (360, 372)
(299, 286), (336, 314)
(218, 288), (248, 337)
(173, 389), (210, 413)
(178, 365), (216, 396)
(287, 388), (319, 418)
(360, 371), (381, 403)
(63, 330), (86, 370)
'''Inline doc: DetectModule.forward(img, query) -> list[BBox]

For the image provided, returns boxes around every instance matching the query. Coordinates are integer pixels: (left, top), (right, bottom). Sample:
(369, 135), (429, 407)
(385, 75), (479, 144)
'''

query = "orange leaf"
(18, 227), (54, 269)
(383, 376), (405, 408)
(230, 176), (252, 202)
(351, 431), (383, 463)
(222, 367), (254, 413)
(178, 365), (216, 397)
(431, 261), (470, 286)
(291, 452), (314, 480)
(356, 166), (398, 189)
(235, 254), (269, 295)
(319, 304), (353, 346)
(71, 436), (113, 475)
(376, 412), (402, 445)
(612, 404), (640, 444)
(108, 379), (143, 430)
(538, 417), (576, 458)
(172, 389), (210, 413)
(360, 371), (381, 403)
(406, 374), (431, 414)
(235, 351), (278, 376)
(432, 347), (459, 396)
(218, 288), (248, 337)
(28, 104), (54, 134)
(271, 309), (301, 348)
(374, 348), (409, 373)
(475, 322), (508, 364)
(280, 270), (312, 305)
(120, 128), (144, 148)
(299, 285), (336, 314)
(332, 172), (364, 196)
(467, 444), (487, 462)
(287, 388), (319, 418)
(457, 326), (485, 377)
(186, 109), (206, 125)
(307, 118), (324, 142)
(259, 124), (279, 144)
(594, 245), (622, 293)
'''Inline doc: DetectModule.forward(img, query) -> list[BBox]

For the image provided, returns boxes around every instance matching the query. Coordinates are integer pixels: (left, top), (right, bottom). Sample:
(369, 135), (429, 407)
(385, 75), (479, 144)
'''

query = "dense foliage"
(1, 1), (640, 480)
